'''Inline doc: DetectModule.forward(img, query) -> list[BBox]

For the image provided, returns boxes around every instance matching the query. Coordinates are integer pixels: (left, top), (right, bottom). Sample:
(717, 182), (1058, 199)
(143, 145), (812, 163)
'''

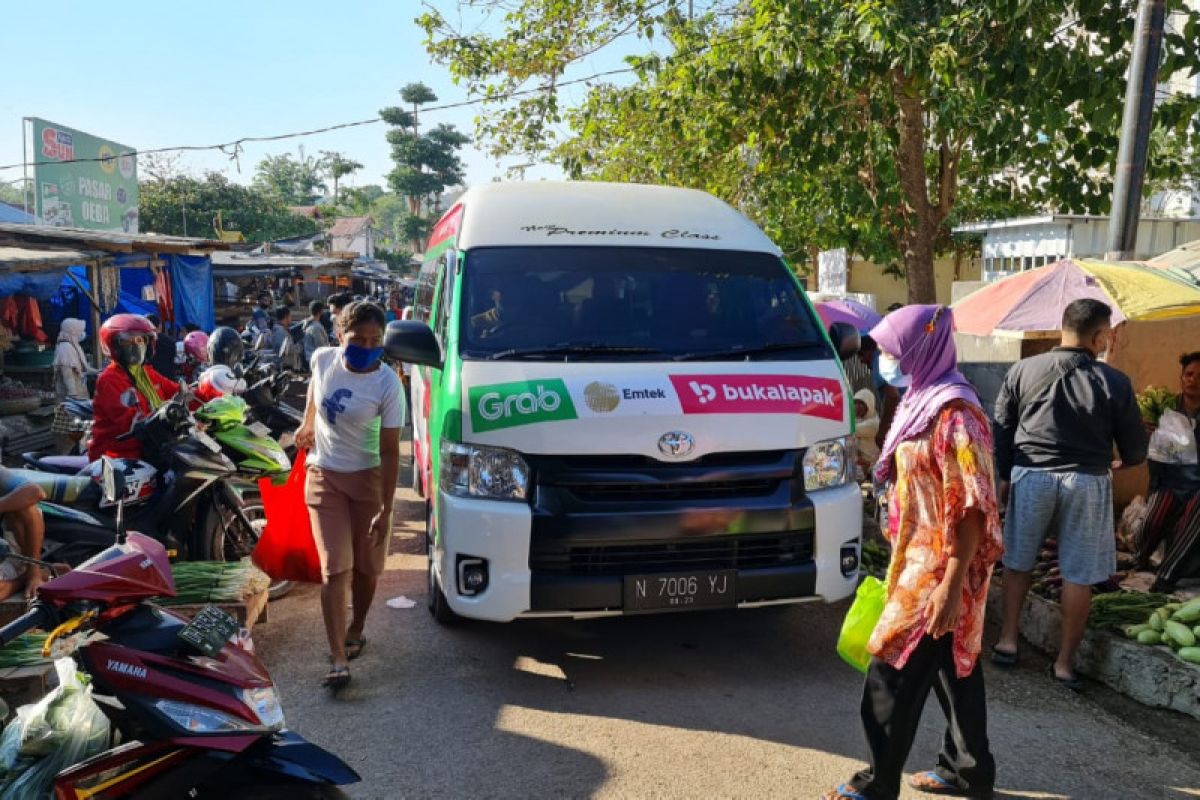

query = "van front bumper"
(434, 477), (861, 622)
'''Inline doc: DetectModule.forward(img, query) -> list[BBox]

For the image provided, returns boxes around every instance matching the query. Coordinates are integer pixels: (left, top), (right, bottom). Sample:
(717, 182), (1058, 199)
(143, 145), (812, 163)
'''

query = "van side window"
(415, 258), (437, 324)
(433, 250), (456, 342)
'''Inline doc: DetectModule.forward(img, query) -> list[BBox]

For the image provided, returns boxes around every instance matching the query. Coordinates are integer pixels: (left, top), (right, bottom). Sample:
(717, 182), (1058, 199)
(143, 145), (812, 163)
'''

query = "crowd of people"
(826, 299), (1199, 800)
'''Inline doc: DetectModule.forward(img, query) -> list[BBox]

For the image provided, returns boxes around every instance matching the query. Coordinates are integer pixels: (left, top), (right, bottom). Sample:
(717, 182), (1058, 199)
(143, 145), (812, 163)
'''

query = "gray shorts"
(1003, 467), (1115, 586)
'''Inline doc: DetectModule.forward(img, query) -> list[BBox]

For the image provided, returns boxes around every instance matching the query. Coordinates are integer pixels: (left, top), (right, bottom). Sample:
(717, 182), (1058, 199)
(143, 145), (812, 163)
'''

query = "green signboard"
(30, 118), (138, 232)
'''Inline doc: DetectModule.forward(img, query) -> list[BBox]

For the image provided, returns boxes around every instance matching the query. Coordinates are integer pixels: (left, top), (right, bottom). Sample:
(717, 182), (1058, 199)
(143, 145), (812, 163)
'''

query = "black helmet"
(208, 326), (245, 368)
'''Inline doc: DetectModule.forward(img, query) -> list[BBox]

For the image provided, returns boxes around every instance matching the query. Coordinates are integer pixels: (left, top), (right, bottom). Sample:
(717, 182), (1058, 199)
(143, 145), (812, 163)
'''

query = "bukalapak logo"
(469, 378), (579, 432)
(670, 374), (844, 421)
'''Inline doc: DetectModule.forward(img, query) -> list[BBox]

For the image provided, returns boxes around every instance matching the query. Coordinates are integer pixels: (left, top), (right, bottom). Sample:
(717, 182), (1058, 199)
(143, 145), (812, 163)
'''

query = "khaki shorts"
(305, 465), (386, 579)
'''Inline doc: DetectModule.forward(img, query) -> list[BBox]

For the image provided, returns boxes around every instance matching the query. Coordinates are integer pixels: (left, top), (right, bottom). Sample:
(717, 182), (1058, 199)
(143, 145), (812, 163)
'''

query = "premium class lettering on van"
(521, 224), (652, 238)
(519, 224), (720, 241)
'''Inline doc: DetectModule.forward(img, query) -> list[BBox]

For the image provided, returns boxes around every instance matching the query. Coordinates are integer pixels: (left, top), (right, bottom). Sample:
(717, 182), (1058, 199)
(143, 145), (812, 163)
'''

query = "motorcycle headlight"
(155, 699), (269, 733)
(241, 685), (285, 730)
(440, 441), (529, 501)
(802, 436), (857, 492)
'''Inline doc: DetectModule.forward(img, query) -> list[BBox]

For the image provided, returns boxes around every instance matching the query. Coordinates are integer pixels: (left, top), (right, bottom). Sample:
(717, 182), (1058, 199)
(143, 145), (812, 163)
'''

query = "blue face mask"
(877, 352), (912, 388)
(344, 344), (384, 371)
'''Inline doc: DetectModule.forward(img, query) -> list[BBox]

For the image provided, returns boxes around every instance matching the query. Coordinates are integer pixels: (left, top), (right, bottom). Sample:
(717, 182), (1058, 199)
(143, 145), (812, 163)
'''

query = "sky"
(0, 0), (642, 196)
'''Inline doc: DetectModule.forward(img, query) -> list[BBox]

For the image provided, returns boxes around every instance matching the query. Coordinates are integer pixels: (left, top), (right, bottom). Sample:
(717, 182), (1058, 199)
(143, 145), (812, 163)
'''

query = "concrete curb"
(987, 584), (1200, 720)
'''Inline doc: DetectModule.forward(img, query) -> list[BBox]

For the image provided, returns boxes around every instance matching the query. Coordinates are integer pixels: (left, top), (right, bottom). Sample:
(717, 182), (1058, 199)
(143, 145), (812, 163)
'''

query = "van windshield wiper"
(487, 342), (666, 360)
(672, 342), (822, 361)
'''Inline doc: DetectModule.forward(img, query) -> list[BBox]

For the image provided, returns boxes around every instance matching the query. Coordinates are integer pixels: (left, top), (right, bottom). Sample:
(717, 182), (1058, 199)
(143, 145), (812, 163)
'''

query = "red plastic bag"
(252, 450), (322, 583)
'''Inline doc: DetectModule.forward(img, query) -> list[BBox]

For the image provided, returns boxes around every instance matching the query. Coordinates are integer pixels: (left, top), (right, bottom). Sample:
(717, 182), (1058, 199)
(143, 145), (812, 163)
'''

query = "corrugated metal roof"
(1149, 238), (1200, 271)
(0, 222), (229, 253)
(0, 245), (103, 270)
(327, 216), (373, 237)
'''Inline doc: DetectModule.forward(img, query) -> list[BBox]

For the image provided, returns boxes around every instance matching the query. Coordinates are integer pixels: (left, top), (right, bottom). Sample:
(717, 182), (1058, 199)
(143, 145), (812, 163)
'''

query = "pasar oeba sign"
(31, 118), (138, 233)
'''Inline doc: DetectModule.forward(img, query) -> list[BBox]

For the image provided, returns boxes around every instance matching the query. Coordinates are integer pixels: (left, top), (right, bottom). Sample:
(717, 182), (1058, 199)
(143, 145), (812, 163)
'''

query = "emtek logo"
(107, 659), (147, 680)
(469, 379), (578, 432)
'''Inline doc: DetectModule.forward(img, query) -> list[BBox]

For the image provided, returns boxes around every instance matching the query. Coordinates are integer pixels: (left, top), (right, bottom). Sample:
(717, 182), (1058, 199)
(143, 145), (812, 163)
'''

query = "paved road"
(254, 483), (1200, 800)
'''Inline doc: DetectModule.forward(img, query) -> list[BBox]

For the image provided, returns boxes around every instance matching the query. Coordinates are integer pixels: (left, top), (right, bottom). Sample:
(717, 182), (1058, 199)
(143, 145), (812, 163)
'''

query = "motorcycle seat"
(21, 453), (90, 475)
(11, 468), (94, 505)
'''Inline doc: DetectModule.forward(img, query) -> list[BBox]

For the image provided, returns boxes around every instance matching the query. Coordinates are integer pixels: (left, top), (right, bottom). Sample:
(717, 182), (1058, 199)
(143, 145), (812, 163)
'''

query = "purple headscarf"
(871, 305), (980, 484)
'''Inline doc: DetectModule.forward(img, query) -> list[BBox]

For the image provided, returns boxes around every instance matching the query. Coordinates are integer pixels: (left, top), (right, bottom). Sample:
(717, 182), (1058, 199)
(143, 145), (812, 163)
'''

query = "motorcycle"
(0, 457), (359, 799)
(15, 396), (261, 575)
(193, 394), (294, 600)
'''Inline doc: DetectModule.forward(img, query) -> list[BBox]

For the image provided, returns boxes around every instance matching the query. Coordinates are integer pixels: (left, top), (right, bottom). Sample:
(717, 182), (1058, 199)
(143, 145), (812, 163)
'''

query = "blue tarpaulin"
(169, 255), (214, 331)
(0, 271), (69, 300)
(116, 256), (214, 330)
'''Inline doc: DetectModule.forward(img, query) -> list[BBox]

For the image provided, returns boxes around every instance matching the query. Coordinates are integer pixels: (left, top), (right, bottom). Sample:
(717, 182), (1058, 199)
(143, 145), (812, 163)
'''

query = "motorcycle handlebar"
(0, 604), (52, 647)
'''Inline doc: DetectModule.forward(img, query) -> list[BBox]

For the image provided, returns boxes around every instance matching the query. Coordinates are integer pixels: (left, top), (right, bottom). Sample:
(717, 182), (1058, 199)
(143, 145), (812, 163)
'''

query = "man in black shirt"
(992, 299), (1148, 690)
(144, 313), (178, 381)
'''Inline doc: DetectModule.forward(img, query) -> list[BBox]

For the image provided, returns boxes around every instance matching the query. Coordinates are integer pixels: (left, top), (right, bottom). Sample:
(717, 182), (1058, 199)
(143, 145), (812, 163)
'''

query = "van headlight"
(440, 441), (529, 501)
(802, 436), (856, 492)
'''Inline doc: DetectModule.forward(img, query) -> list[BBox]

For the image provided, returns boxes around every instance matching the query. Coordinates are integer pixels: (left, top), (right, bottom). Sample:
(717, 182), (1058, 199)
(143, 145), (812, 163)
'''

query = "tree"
(252, 150), (328, 206)
(380, 82), (469, 252)
(140, 173), (319, 242)
(0, 180), (32, 210)
(320, 151), (364, 204)
(420, 1), (1200, 302)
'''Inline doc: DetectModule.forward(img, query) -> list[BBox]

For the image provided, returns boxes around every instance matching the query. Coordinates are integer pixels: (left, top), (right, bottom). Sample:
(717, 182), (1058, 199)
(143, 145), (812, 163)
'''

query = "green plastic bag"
(837, 577), (886, 674)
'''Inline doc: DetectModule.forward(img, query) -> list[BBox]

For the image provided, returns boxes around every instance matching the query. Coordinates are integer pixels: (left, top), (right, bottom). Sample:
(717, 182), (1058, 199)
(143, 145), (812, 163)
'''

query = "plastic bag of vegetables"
(0, 657), (110, 798)
(1148, 408), (1198, 465)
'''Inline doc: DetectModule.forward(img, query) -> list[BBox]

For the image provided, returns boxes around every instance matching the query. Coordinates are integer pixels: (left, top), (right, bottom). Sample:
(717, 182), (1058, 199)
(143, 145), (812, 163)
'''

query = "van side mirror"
(384, 321), (443, 370)
(100, 456), (127, 506)
(828, 322), (861, 361)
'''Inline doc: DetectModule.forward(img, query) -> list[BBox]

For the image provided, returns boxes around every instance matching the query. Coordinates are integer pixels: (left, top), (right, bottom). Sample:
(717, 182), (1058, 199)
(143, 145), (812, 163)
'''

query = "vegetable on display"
(157, 560), (270, 606)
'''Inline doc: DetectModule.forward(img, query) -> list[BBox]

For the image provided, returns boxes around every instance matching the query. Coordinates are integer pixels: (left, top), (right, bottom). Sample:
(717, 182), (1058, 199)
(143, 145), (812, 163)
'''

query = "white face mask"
(878, 352), (912, 388)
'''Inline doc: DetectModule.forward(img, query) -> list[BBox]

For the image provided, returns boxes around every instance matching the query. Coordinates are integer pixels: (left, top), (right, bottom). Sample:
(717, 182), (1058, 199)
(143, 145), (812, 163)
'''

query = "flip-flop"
(909, 770), (994, 799)
(345, 637), (367, 661)
(821, 784), (870, 800)
(1051, 668), (1084, 693)
(322, 664), (350, 689)
(990, 646), (1017, 668)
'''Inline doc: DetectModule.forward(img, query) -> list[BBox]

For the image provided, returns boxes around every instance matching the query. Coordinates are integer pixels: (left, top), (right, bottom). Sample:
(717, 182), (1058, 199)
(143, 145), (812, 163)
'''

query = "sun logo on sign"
(98, 144), (116, 174)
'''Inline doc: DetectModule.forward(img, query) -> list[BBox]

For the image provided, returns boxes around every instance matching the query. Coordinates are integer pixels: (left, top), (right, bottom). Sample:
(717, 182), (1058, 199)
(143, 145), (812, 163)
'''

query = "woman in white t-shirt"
(295, 301), (405, 689)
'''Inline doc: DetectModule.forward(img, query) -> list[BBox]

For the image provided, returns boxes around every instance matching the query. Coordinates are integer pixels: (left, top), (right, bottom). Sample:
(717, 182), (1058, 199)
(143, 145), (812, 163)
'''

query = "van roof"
(449, 181), (781, 255)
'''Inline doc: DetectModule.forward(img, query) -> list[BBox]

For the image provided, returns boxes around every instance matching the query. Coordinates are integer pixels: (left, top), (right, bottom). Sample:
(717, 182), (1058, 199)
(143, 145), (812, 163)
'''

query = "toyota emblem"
(657, 431), (696, 459)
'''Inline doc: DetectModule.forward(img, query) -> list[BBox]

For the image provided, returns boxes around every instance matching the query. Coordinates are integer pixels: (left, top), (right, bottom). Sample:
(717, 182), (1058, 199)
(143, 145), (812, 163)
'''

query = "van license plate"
(624, 570), (737, 613)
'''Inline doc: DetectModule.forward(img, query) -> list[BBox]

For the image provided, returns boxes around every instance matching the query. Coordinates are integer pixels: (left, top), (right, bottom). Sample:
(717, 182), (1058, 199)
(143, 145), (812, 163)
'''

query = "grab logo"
(671, 374), (844, 421)
(469, 379), (578, 432)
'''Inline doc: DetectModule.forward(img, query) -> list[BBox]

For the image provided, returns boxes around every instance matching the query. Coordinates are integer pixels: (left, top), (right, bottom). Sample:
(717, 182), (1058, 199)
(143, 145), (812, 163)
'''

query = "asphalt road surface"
(254, 482), (1200, 800)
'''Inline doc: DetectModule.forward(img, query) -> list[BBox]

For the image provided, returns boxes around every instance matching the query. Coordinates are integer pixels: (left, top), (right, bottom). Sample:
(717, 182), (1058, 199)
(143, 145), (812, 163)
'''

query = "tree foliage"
(140, 173), (319, 242)
(421, 0), (1200, 301)
(381, 82), (470, 252)
(320, 151), (364, 204)
(252, 151), (328, 206)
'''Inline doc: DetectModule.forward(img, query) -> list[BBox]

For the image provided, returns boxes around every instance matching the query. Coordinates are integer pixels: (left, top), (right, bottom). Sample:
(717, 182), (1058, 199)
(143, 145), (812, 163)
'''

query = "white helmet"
(198, 365), (247, 397)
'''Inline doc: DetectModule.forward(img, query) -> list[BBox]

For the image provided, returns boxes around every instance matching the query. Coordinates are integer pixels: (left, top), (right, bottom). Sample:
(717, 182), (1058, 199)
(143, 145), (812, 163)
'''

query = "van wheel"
(425, 501), (459, 625)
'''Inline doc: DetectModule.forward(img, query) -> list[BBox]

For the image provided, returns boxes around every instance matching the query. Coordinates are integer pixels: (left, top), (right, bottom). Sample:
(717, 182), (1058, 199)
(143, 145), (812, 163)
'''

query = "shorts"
(1003, 467), (1115, 585)
(305, 465), (387, 579)
(0, 467), (29, 497)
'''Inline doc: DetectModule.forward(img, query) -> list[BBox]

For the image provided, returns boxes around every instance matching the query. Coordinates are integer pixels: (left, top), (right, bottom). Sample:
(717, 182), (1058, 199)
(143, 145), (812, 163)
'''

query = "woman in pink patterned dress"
(826, 305), (1003, 800)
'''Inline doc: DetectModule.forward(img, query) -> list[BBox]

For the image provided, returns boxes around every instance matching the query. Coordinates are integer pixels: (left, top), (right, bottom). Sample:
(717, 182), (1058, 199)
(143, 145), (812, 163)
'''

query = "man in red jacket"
(88, 314), (180, 462)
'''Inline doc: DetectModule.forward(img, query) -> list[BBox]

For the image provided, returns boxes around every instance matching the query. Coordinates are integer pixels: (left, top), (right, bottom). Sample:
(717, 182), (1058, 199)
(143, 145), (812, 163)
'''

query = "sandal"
(322, 664), (351, 689)
(990, 645), (1017, 668)
(345, 637), (367, 661)
(1051, 667), (1083, 693)
(909, 770), (993, 799)
(821, 784), (870, 800)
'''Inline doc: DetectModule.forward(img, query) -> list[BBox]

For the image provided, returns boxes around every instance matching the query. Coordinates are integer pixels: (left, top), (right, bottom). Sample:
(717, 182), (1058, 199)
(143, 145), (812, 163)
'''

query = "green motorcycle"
(194, 395), (295, 599)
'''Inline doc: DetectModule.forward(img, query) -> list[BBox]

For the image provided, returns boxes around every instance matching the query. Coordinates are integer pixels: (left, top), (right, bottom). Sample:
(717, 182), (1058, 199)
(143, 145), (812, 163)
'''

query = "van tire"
(426, 501), (459, 625)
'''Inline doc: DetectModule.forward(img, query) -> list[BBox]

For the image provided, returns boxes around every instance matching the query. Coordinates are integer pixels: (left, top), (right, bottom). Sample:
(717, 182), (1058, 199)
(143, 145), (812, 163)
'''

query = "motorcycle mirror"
(100, 456), (127, 506)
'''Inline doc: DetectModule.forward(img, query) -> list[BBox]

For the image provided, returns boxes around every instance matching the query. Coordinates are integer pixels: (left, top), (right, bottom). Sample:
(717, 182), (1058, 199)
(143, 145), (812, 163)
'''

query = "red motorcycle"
(0, 457), (358, 799)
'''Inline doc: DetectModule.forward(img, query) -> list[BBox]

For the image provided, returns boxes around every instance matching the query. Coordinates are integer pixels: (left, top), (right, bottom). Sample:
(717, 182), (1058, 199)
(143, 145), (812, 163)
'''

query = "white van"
(386, 182), (863, 623)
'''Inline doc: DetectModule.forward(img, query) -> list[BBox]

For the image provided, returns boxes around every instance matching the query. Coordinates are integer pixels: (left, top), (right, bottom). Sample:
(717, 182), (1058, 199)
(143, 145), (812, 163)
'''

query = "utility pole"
(1105, 0), (1166, 261)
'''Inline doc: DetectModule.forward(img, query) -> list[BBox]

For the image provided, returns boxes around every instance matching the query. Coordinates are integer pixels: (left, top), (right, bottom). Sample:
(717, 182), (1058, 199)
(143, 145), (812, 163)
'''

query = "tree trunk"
(892, 72), (937, 305)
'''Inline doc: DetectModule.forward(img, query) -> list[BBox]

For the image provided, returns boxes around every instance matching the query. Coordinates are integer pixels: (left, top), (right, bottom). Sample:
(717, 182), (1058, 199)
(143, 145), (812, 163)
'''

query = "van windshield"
(459, 247), (827, 361)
